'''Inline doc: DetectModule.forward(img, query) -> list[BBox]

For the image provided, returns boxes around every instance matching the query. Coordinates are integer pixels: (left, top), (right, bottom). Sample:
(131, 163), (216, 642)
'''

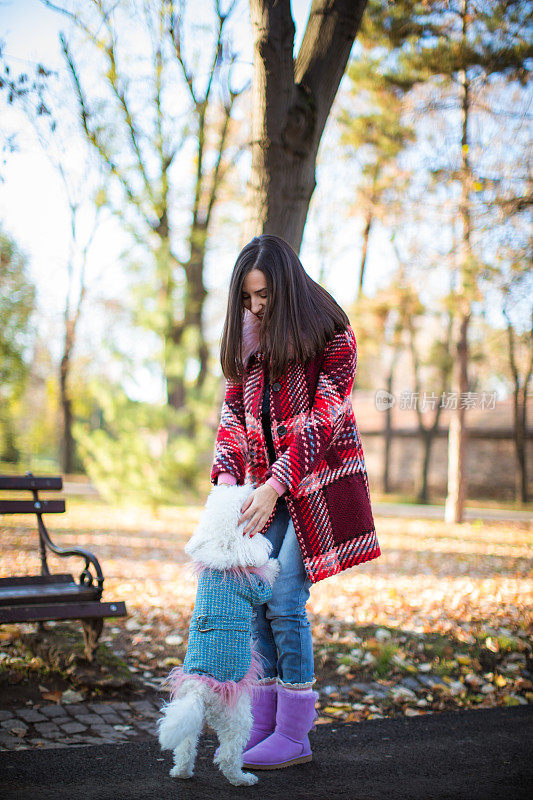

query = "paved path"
(63, 481), (533, 522)
(0, 699), (159, 751)
(4, 672), (524, 752)
(373, 502), (533, 523)
(1, 707), (531, 800)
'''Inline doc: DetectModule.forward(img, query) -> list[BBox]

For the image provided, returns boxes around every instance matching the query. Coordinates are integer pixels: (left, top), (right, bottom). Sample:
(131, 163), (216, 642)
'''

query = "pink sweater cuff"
(217, 473), (237, 485)
(217, 472), (287, 496)
(266, 476), (288, 496)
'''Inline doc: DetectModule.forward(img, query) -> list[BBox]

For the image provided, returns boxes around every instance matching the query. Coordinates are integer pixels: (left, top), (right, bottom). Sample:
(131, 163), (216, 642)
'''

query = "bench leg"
(81, 617), (104, 661)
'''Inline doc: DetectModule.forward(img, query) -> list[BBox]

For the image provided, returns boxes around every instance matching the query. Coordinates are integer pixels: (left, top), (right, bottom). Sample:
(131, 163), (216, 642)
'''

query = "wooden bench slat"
(0, 476), (63, 491)
(0, 574), (75, 588)
(0, 582), (98, 607)
(0, 500), (66, 514)
(0, 600), (127, 624)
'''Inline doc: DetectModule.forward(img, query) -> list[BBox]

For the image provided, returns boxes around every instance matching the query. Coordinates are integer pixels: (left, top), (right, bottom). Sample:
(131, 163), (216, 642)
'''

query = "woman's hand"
(239, 483), (279, 537)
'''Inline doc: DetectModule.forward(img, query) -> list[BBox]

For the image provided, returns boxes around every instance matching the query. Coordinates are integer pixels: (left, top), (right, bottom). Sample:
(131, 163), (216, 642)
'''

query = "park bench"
(0, 473), (127, 660)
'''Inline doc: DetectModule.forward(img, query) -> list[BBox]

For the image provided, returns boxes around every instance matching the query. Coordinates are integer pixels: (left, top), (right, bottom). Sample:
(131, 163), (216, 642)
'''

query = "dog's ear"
(262, 558), (280, 584)
(239, 531), (273, 567)
(185, 482), (261, 568)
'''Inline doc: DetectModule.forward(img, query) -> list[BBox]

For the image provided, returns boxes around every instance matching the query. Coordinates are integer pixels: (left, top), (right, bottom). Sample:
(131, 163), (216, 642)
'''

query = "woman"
(211, 234), (380, 769)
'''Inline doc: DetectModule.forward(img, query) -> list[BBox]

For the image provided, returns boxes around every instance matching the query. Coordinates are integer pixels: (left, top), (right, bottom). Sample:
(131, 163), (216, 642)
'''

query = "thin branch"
(204, 41), (248, 225)
(60, 32), (155, 230)
(41, 0), (95, 40)
(203, 0), (234, 107)
(205, 96), (234, 227)
(93, 5), (155, 204)
(168, 0), (197, 104)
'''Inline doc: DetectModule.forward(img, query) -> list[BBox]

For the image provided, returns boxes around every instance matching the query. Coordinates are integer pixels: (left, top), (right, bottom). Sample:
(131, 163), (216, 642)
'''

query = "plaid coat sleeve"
(210, 377), (249, 485)
(267, 327), (358, 495)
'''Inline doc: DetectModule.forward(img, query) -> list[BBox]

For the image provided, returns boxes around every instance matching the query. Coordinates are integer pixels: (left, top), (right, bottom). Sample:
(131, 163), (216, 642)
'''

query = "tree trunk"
(382, 363), (394, 494)
(514, 383), (527, 502)
(445, 312), (470, 522)
(244, 0), (368, 253)
(59, 329), (75, 475)
(416, 429), (433, 504)
(154, 167), (208, 416)
(166, 221), (209, 413)
(508, 312), (532, 503)
(358, 210), (373, 298)
(0, 410), (20, 463)
(444, 14), (472, 523)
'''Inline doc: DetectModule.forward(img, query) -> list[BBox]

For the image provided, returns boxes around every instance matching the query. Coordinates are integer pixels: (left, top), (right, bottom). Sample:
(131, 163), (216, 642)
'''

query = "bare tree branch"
(60, 32), (155, 230)
(205, 97), (234, 227)
(168, 0), (197, 104)
(41, 0), (96, 40)
(91, 4), (155, 204)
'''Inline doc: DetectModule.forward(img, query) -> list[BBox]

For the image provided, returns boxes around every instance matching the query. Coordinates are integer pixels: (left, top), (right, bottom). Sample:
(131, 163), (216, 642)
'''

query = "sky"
(0, 3), (394, 280)
(0, 0), (400, 401)
(2, 0), (517, 405)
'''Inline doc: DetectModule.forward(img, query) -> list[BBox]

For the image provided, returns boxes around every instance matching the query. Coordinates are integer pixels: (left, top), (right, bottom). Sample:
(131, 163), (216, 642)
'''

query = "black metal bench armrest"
(1, 472), (105, 599)
(36, 517), (105, 600)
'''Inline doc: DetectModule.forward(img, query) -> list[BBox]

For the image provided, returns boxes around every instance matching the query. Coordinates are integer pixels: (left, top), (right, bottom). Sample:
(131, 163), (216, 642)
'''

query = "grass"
(373, 643), (400, 677)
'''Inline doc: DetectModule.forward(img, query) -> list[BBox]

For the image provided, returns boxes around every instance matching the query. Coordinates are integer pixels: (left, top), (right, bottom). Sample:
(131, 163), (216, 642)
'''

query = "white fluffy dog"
(157, 482), (279, 786)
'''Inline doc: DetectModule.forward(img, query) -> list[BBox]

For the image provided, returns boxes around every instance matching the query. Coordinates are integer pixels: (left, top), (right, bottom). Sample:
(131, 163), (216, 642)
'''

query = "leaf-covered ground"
(1, 500), (531, 722)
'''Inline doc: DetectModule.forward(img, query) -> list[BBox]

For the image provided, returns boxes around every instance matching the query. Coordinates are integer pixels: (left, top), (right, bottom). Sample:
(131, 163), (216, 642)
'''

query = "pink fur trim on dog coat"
(164, 641), (265, 708)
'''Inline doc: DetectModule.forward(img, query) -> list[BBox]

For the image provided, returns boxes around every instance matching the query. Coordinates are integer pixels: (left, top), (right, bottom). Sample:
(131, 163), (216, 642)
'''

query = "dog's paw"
(226, 770), (259, 786)
(169, 765), (194, 779)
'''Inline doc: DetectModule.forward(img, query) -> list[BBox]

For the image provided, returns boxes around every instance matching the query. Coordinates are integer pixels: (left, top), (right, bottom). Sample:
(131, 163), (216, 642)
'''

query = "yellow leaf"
(42, 691), (62, 704)
(0, 626), (21, 641)
(162, 657), (182, 667)
(502, 694), (520, 707)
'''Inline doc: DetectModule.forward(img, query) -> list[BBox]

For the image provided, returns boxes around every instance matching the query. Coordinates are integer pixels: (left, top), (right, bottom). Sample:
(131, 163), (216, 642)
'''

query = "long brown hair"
(220, 234), (350, 382)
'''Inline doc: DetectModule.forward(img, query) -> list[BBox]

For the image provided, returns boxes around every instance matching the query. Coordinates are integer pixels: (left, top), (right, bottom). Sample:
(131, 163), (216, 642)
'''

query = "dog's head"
(185, 483), (273, 570)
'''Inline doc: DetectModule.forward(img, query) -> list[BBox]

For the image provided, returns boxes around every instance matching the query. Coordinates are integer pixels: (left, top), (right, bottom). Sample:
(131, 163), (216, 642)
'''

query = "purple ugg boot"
(244, 681), (278, 751)
(214, 681), (277, 759)
(242, 685), (319, 770)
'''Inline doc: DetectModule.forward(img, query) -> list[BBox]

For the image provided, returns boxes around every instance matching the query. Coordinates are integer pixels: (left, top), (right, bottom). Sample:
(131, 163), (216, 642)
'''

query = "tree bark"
(244, 0), (368, 252)
(407, 315), (451, 504)
(58, 205), (90, 476)
(60, 312), (81, 474)
(60, 355), (74, 474)
(445, 312), (470, 522)
(444, 5), (472, 523)
(505, 309), (532, 503)
(358, 209), (372, 298)
(382, 359), (395, 494)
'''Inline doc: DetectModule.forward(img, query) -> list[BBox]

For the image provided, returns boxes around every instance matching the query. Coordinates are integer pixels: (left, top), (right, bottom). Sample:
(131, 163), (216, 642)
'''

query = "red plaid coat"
(210, 324), (381, 583)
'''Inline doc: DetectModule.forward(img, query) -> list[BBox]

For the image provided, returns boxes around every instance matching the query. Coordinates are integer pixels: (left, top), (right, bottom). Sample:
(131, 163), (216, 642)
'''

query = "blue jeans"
(252, 496), (314, 685)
